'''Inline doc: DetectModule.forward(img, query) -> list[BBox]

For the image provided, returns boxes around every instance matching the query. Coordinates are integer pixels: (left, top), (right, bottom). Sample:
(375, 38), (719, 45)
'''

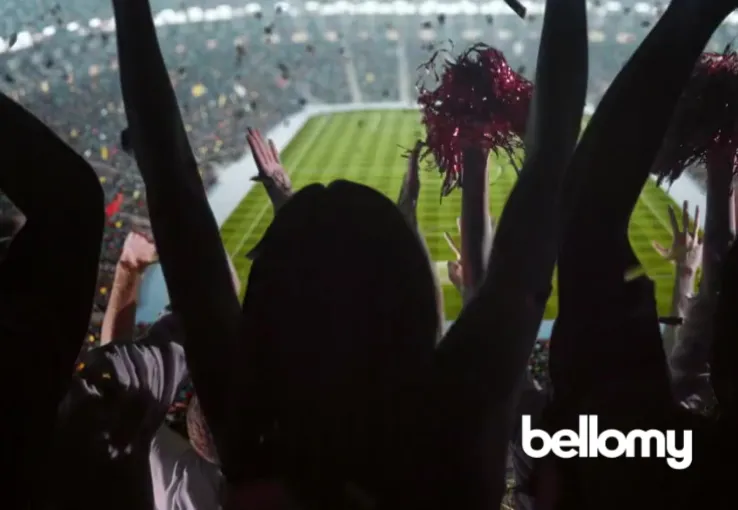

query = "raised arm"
(549, 0), (734, 410)
(0, 92), (104, 507)
(670, 186), (732, 406)
(397, 141), (423, 230)
(428, 0), (588, 506)
(101, 231), (158, 345)
(110, 0), (241, 468)
(459, 149), (494, 302)
(652, 202), (701, 356)
(700, 148), (734, 294)
(711, 236), (738, 418)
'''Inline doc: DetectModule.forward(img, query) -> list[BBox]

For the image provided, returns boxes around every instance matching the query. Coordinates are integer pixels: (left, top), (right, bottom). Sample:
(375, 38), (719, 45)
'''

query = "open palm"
(247, 128), (292, 210)
(652, 200), (702, 271)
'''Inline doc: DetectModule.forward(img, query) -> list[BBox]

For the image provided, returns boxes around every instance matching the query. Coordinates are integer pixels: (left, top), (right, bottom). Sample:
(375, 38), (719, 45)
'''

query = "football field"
(220, 110), (685, 321)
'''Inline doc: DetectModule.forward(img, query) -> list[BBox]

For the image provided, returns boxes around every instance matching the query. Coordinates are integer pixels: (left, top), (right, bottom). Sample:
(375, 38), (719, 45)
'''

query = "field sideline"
(220, 109), (686, 321)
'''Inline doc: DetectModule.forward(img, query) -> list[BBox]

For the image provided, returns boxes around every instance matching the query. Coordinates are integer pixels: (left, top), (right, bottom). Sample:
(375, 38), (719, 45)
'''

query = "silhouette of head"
(239, 180), (440, 507)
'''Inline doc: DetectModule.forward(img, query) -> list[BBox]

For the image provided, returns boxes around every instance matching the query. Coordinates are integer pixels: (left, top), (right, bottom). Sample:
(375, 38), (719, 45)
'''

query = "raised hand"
(247, 127), (292, 212)
(397, 140), (423, 228)
(444, 215), (497, 302)
(652, 200), (702, 274)
(118, 230), (158, 273)
(444, 218), (465, 297)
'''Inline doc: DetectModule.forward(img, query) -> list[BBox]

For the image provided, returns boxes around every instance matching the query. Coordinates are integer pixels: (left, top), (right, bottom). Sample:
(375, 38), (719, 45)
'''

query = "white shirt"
(150, 425), (222, 510)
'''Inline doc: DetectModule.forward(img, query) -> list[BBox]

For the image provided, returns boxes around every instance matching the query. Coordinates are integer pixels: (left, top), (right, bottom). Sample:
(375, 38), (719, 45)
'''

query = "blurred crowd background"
(0, 0), (733, 357)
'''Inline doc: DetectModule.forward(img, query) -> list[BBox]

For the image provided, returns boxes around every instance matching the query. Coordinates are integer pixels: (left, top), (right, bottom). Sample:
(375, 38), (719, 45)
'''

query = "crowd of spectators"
(0, 2), (731, 347)
(2, 1), (738, 509)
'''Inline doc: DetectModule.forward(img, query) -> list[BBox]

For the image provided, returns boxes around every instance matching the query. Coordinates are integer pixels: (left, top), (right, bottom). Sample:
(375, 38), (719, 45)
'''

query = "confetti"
(105, 193), (123, 219)
(502, 0), (526, 18)
(191, 83), (207, 97)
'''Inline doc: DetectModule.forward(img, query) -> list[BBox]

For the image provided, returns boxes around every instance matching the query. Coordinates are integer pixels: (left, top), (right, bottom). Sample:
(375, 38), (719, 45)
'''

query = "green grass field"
(220, 109), (686, 321)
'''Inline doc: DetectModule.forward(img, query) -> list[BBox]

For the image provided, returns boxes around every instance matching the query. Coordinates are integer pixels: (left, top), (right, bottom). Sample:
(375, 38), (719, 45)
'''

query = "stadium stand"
(1, 0), (732, 347)
(3, 2), (738, 509)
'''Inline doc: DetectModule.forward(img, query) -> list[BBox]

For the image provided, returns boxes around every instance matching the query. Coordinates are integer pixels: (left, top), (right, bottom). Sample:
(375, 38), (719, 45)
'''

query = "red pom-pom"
(655, 47), (738, 183)
(417, 43), (532, 196)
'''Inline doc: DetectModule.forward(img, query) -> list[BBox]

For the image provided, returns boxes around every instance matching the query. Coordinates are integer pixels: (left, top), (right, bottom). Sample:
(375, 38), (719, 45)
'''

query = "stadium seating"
(1, 1), (735, 347)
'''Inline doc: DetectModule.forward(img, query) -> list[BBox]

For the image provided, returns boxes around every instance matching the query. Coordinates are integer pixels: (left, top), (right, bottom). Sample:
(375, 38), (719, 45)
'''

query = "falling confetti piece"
(101, 146), (109, 160)
(70, 129), (78, 138)
(191, 83), (207, 97)
(77, 362), (86, 371)
(218, 94), (227, 107)
(100, 287), (108, 295)
(105, 193), (123, 219)
(132, 190), (141, 199)
(100, 176), (107, 184)
(102, 373), (111, 379)
(40, 81), (49, 93)
(115, 221), (122, 228)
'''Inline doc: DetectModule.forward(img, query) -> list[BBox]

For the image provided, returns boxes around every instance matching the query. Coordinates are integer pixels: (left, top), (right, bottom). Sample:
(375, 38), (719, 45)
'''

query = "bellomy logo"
(521, 415), (692, 470)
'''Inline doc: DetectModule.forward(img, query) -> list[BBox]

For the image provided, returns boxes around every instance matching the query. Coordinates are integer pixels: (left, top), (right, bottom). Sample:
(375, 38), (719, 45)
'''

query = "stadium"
(3, 1), (737, 509)
(1, 0), (725, 340)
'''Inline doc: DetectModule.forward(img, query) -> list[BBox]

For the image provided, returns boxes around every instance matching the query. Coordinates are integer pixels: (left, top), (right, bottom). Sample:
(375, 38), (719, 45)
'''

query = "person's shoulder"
(142, 312), (186, 347)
